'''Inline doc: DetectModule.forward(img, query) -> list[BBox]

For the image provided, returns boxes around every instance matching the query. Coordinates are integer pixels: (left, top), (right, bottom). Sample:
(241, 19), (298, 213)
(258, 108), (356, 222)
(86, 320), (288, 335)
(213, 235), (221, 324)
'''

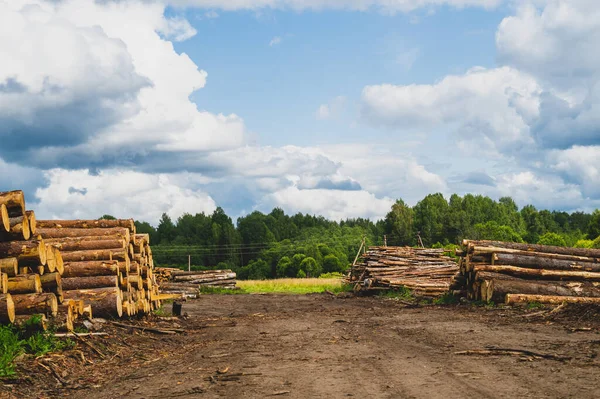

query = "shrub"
(537, 232), (567, 247)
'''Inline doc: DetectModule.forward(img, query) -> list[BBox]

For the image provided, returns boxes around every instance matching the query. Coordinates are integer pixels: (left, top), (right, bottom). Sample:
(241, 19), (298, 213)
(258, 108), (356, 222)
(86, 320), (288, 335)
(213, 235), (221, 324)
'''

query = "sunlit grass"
(235, 278), (350, 294)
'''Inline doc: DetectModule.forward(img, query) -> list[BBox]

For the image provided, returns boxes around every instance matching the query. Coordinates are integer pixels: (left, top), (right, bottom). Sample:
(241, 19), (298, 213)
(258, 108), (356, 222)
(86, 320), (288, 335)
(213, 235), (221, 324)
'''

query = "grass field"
(200, 278), (350, 295)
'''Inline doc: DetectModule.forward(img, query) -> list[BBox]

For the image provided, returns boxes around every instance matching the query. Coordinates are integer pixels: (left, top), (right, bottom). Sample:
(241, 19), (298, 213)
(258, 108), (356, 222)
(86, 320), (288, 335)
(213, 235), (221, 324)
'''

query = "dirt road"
(5, 294), (600, 398)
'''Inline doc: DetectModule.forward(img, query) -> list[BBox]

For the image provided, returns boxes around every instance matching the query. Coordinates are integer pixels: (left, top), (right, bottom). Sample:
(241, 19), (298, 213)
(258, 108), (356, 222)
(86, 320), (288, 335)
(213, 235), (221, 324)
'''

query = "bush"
(593, 236), (600, 249)
(323, 254), (343, 273)
(473, 221), (524, 243)
(537, 232), (567, 247)
(296, 269), (307, 278)
(574, 239), (594, 248)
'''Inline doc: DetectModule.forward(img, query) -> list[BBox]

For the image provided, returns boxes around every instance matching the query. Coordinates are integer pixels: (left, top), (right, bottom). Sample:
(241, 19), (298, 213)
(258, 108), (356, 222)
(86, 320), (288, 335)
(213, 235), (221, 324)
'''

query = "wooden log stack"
(0, 190), (70, 328)
(37, 220), (162, 318)
(347, 246), (460, 298)
(155, 268), (237, 297)
(457, 240), (600, 305)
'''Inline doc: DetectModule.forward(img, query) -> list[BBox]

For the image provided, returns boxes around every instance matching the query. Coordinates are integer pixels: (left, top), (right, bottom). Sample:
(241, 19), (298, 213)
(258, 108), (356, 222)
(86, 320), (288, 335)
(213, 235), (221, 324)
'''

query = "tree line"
(131, 193), (600, 279)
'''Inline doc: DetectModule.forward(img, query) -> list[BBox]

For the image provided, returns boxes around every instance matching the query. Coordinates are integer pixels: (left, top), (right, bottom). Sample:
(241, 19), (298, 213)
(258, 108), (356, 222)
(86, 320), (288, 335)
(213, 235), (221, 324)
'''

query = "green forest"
(132, 193), (600, 280)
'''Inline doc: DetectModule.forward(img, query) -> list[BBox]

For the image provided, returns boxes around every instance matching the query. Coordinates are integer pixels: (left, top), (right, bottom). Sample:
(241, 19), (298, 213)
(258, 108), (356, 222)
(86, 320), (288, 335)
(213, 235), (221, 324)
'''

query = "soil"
(3, 294), (600, 399)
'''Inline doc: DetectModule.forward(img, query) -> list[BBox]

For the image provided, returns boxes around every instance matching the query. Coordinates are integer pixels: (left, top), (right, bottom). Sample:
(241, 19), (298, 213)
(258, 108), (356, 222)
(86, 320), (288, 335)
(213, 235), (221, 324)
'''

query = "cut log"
(473, 264), (600, 281)
(62, 275), (119, 290)
(482, 251), (600, 272)
(465, 240), (600, 259)
(53, 246), (64, 275)
(63, 287), (123, 318)
(0, 239), (47, 267)
(506, 294), (600, 305)
(81, 305), (93, 320)
(1, 214), (31, 241)
(37, 219), (135, 232)
(0, 203), (9, 232)
(39, 272), (61, 291)
(58, 299), (83, 317)
(14, 314), (48, 331)
(0, 190), (25, 217)
(0, 257), (18, 277)
(484, 278), (600, 303)
(45, 236), (127, 251)
(1, 273), (7, 294)
(37, 227), (130, 243)
(61, 248), (129, 263)
(0, 294), (15, 323)
(44, 244), (57, 273)
(12, 293), (58, 317)
(126, 274), (143, 290)
(62, 261), (120, 278)
(7, 274), (42, 294)
(25, 210), (36, 235)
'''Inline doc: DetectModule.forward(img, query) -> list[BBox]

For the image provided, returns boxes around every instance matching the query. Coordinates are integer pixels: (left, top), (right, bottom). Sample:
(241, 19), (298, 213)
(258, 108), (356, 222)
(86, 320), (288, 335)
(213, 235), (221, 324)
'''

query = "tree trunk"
(45, 236), (127, 251)
(44, 245), (57, 273)
(25, 210), (36, 235)
(473, 264), (600, 281)
(0, 203), (9, 232)
(484, 278), (600, 302)
(62, 275), (119, 290)
(12, 293), (58, 317)
(0, 257), (18, 277)
(60, 248), (129, 262)
(505, 293), (600, 305)
(63, 287), (123, 318)
(0, 214), (31, 241)
(0, 294), (15, 323)
(37, 219), (135, 232)
(40, 272), (61, 291)
(0, 239), (47, 267)
(465, 240), (600, 259)
(62, 261), (120, 278)
(0, 190), (25, 217)
(37, 227), (130, 242)
(7, 274), (42, 294)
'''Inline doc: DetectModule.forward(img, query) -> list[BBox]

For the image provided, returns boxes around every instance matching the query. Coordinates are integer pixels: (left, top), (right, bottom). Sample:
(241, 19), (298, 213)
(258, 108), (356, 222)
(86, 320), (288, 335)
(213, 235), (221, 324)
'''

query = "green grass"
(527, 301), (544, 310)
(433, 293), (459, 305)
(0, 317), (75, 378)
(378, 286), (414, 300)
(203, 278), (352, 295)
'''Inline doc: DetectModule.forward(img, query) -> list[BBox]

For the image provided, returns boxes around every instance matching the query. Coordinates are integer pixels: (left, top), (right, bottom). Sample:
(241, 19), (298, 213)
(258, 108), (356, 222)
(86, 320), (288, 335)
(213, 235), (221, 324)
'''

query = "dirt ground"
(3, 294), (600, 399)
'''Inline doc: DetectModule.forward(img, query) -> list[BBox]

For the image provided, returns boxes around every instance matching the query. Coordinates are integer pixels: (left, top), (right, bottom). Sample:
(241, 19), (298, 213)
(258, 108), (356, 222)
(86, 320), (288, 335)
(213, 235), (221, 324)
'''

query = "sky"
(1, 0), (600, 224)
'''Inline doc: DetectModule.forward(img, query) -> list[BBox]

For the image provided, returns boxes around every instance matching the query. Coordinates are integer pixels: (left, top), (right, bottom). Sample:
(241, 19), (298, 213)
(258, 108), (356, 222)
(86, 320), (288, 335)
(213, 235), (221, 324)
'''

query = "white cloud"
(269, 36), (282, 46)
(157, 15), (198, 42)
(260, 186), (395, 221)
(316, 96), (346, 120)
(34, 169), (217, 223)
(167, 0), (504, 13)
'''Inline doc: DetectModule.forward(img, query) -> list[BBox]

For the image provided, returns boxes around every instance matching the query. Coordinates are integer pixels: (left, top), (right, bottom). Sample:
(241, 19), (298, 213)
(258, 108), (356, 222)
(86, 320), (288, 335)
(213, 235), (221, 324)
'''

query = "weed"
(434, 293), (459, 305)
(0, 325), (23, 377)
(378, 286), (414, 300)
(527, 302), (544, 310)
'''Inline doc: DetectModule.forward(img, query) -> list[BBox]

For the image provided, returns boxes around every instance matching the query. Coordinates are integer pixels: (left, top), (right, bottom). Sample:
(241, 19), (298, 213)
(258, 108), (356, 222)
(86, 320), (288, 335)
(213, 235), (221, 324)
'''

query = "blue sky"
(2, 0), (600, 223)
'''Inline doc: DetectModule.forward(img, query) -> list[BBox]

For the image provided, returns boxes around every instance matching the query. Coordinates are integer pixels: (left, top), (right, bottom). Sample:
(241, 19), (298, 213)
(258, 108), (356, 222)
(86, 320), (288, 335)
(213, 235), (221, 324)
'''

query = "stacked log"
(457, 240), (600, 304)
(347, 246), (460, 298)
(0, 191), (63, 326)
(37, 221), (161, 317)
(155, 268), (237, 297)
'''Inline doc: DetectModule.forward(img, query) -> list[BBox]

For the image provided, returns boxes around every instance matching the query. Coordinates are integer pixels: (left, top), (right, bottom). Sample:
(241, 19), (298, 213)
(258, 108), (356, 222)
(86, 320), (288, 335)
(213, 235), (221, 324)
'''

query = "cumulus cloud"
(361, 66), (541, 152)
(34, 169), (217, 223)
(167, 0), (503, 13)
(260, 186), (395, 221)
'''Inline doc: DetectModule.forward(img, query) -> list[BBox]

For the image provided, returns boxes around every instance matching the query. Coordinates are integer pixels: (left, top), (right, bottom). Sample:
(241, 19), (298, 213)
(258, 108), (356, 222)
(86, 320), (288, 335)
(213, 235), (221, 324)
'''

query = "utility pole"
(188, 255), (191, 272)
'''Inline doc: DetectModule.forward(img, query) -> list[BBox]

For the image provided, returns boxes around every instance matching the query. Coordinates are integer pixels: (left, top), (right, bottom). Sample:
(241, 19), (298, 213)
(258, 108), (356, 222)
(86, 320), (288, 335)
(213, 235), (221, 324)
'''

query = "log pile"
(155, 268), (237, 297)
(0, 190), (74, 328)
(347, 246), (460, 298)
(457, 240), (600, 305)
(36, 220), (162, 318)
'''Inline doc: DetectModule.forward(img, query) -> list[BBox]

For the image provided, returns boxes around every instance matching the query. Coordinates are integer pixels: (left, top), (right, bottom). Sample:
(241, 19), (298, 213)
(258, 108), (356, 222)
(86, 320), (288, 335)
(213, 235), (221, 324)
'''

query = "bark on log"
(14, 314), (48, 331)
(39, 272), (61, 291)
(45, 236), (127, 251)
(0, 204), (9, 232)
(0, 239), (47, 267)
(473, 264), (600, 281)
(62, 275), (119, 290)
(0, 191), (25, 217)
(472, 246), (600, 265)
(60, 248), (129, 262)
(52, 246), (64, 275)
(484, 278), (600, 302)
(62, 261), (120, 278)
(1, 214), (31, 241)
(0, 257), (18, 277)
(12, 293), (58, 317)
(44, 245), (57, 273)
(1, 273), (7, 294)
(505, 293), (600, 305)
(492, 252), (600, 272)
(465, 240), (600, 259)
(37, 219), (135, 232)
(7, 274), (42, 294)
(37, 227), (130, 242)
(63, 287), (123, 318)
(0, 294), (15, 323)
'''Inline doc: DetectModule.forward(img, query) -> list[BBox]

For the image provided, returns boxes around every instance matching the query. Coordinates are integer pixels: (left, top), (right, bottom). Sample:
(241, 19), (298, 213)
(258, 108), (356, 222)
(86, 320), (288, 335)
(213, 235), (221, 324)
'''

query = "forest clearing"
(3, 293), (600, 399)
